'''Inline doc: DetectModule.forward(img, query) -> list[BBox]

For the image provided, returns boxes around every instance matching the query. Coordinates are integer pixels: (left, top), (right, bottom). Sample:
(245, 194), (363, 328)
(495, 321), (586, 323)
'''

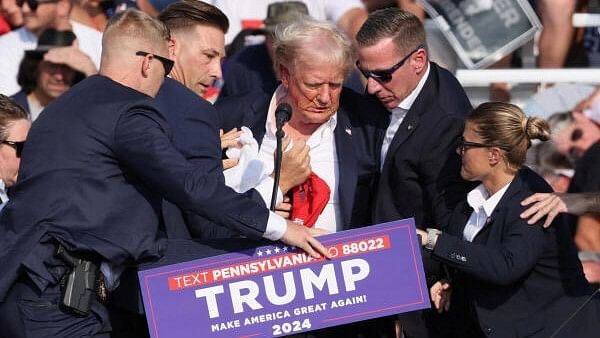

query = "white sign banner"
(420, 0), (542, 69)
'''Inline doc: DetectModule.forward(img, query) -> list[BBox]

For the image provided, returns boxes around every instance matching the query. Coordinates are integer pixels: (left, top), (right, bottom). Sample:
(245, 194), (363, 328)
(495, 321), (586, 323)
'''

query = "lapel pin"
(407, 124), (414, 130)
(345, 128), (352, 135)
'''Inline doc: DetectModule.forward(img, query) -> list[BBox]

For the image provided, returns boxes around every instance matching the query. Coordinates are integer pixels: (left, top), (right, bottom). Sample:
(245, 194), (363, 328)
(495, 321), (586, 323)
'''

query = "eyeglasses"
(356, 45), (424, 83)
(1, 140), (26, 158)
(135, 51), (174, 76)
(16, 0), (60, 12)
(570, 128), (583, 142)
(456, 138), (506, 155)
(568, 128), (583, 160)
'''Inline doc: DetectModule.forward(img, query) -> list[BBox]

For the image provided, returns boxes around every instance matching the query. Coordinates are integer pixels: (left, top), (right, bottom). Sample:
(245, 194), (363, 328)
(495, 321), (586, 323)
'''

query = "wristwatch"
(425, 228), (442, 251)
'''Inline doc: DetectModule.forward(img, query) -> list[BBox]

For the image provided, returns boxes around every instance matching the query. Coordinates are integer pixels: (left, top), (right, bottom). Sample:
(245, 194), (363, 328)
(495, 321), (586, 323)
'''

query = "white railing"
(456, 69), (600, 87)
(572, 13), (600, 27)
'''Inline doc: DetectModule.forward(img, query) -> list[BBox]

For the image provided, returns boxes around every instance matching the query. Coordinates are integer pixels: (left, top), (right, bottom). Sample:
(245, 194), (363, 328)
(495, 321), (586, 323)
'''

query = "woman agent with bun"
(418, 102), (599, 338)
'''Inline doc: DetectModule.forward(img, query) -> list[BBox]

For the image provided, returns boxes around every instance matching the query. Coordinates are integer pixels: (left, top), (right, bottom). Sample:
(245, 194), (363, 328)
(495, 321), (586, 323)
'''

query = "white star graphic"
(274, 247), (281, 253)
(257, 250), (263, 257)
(282, 246), (288, 252)
(265, 249), (272, 255)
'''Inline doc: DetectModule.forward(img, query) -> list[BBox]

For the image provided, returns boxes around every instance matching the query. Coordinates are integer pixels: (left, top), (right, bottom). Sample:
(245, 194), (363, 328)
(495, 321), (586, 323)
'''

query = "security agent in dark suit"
(355, 8), (473, 338)
(420, 102), (600, 338)
(0, 9), (328, 338)
(154, 0), (310, 242)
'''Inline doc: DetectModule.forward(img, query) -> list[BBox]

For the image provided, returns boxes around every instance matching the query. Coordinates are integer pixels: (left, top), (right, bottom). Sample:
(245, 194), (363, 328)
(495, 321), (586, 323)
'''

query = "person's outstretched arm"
(520, 192), (600, 227)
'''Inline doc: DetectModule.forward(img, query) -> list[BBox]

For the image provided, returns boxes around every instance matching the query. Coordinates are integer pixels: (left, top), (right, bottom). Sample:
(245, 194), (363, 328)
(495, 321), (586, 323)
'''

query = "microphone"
(271, 103), (293, 210)
(275, 103), (292, 133)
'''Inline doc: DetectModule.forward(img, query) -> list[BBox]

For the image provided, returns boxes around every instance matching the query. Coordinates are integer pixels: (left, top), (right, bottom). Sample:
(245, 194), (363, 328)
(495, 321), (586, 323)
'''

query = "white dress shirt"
(0, 180), (8, 212)
(462, 182), (511, 242)
(380, 63), (431, 170)
(259, 85), (342, 233)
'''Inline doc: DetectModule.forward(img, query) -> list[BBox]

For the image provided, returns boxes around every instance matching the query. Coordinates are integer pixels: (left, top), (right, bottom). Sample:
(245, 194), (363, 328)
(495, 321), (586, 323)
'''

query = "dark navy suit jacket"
(0, 75), (269, 300)
(10, 90), (30, 114)
(216, 86), (387, 230)
(155, 78), (269, 240)
(434, 168), (599, 337)
(373, 62), (472, 229)
(372, 62), (474, 288)
(220, 44), (277, 99)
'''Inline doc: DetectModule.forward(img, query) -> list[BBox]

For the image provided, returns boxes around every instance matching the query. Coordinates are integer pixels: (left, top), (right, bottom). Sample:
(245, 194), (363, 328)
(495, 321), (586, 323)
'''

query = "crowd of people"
(0, 0), (599, 338)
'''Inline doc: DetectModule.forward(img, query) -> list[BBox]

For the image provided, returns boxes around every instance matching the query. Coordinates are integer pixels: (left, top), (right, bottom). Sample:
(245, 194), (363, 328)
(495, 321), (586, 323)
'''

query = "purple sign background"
(139, 219), (429, 338)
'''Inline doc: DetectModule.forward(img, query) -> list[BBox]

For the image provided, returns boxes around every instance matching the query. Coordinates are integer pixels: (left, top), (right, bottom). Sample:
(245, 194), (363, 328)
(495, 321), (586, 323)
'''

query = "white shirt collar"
(397, 62), (430, 111)
(467, 181), (512, 217)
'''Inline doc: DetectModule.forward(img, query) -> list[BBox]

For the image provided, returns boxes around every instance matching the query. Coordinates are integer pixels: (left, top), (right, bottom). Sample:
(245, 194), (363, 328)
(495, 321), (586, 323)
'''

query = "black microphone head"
(275, 103), (292, 127)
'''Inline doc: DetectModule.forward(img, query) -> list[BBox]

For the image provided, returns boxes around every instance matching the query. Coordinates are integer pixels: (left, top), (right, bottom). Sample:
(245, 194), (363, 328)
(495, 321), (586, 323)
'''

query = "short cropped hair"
(158, 0), (229, 34)
(273, 17), (355, 77)
(356, 7), (426, 54)
(0, 95), (29, 140)
(102, 9), (170, 51)
(468, 102), (551, 170)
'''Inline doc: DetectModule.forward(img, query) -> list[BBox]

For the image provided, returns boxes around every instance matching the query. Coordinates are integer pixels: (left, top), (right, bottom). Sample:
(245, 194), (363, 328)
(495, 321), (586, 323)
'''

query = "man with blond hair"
(218, 17), (387, 239)
(217, 18), (387, 336)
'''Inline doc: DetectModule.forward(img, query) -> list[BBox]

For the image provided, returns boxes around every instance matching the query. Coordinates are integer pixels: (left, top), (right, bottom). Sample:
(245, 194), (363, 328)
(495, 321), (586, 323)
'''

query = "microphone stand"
(270, 127), (285, 211)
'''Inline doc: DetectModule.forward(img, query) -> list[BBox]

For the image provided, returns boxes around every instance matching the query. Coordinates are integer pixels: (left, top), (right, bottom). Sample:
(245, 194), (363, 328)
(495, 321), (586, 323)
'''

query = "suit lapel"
(382, 111), (419, 171)
(248, 92), (271, 144)
(472, 173), (524, 243)
(447, 201), (473, 236)
(381, 64), (437, 172)
(334, 108), (357, 229)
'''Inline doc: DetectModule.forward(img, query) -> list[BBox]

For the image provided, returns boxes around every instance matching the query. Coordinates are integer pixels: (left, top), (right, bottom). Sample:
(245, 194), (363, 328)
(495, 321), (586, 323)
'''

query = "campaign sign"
(420, 0), (541, 69)
(138, 219), (429, 338)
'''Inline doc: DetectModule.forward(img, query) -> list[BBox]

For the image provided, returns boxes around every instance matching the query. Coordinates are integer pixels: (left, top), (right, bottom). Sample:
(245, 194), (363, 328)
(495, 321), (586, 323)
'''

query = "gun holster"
(55, 245), (104, 316)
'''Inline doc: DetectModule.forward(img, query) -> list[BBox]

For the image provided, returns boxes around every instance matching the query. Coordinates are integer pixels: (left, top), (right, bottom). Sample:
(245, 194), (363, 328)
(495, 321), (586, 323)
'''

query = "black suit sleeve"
(420, 114), (469, 228)
(169, 97), (267, 238)
(432, 213), (547, 285)
(113, 107), (269, 240)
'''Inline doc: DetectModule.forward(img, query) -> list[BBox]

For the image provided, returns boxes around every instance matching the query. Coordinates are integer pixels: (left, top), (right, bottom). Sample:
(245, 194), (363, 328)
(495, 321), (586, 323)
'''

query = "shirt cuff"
(254, 176), (283, 207)
(263, 211), (287, 240)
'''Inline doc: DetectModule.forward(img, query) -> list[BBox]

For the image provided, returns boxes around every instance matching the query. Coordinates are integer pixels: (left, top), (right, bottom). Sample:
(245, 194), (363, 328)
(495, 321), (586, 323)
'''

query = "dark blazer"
(10, 90), (30, 114)
(434, 168), (599, 338)
(216, 86), (387, 230)
(372, 63), (473, 288)
(155, 78), (269, 240)
(368, 62), (473, 338)
(373, 62), (472, 229)
(220, 44), (277, 99)
(0, 75), (270, 300)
